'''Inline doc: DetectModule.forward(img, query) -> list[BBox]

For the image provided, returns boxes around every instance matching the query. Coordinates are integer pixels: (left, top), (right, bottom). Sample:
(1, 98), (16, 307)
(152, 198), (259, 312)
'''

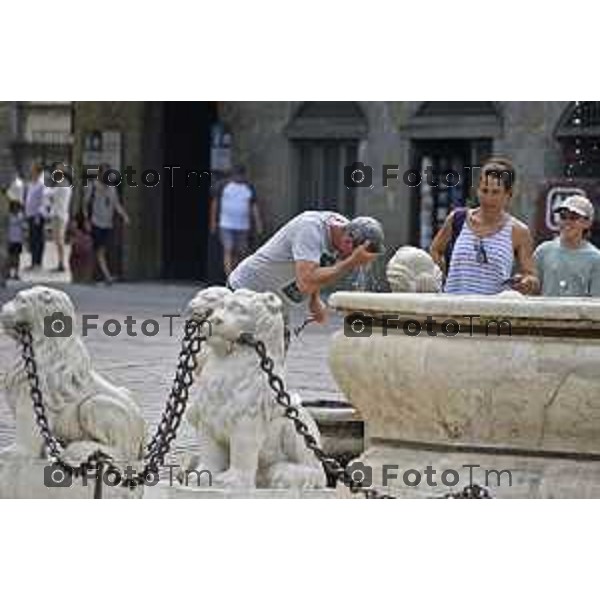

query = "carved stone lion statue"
(0, 286), (147, 473)
(386, 246), (443, 293)
(183, 287), (326, 489)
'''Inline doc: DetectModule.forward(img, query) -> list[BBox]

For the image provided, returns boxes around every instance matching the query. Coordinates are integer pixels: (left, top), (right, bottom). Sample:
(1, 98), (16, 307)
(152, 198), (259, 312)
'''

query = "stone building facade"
(29, 101), (600, 281)
(0, 101), (73, 183)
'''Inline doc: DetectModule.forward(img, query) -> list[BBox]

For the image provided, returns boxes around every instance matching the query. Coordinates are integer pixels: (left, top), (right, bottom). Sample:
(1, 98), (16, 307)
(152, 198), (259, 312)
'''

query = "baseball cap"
(345, 216), (386, 253)
(554, 195), (595, 221)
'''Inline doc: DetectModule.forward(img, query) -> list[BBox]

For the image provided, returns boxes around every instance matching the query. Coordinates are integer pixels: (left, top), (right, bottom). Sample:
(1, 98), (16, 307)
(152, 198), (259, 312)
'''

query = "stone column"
(73, 101), (164, 279)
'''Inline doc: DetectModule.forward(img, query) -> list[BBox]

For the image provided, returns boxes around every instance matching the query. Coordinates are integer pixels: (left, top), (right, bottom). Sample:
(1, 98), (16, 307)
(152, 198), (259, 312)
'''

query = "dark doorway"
(162, 102), (216, 280)
(410, 139), (492, 248)
(294, 139), (358, 216)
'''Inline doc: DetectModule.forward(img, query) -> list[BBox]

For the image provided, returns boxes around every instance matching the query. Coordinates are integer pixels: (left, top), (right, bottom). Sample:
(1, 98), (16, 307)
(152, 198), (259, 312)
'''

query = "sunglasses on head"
(558, 209), (586, 221)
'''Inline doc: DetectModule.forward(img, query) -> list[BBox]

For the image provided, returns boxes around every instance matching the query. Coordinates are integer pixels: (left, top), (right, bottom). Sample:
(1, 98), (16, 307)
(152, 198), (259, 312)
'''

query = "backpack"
(444, 207), (468, 269)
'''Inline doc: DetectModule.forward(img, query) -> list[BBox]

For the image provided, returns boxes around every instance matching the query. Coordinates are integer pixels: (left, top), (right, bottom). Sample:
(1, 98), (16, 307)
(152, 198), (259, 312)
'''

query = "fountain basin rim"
(328, 292), (600, 326)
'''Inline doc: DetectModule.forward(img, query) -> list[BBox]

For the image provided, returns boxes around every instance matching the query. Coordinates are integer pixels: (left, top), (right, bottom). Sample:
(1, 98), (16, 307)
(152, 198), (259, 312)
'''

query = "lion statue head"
(207, 289), (285, 359)
(386, 246), (443, 293)
(0, 286), (94, 413)
(186, 286), (232, 321)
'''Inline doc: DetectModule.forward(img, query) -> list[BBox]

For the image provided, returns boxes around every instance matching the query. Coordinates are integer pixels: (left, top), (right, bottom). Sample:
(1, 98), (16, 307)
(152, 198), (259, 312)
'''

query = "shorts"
(91, 226), (111, 250)
(8, 242), (22, 257)
(220, 228), (249, 254)
(52, 215), (68, 241)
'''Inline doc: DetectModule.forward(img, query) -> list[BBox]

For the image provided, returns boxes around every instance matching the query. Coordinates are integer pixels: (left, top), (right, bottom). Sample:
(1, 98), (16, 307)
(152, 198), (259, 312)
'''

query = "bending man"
(228, 210), (384, 347)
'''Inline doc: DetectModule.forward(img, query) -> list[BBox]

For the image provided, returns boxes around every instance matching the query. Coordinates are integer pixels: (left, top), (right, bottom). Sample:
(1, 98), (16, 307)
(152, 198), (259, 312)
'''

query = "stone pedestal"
(0, 456), (142, 499)
(328, 292), (600, 498)
(145, 482), (339, 499)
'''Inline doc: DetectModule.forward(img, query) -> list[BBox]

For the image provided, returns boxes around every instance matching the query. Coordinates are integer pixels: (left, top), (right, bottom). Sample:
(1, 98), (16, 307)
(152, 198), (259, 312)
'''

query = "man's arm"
(251, 201), (263, 236)
(113, 192), (130, 226)
(295, 243), (376, 295)
(209, 196), (218, 233)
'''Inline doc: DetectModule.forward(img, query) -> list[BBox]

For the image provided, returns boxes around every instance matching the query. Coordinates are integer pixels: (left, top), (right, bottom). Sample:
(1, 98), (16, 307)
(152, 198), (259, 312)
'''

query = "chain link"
(16, 320), (204, 492)
(238, 333), (492, 500)
(15, 319), (490, 500)
(238, 334), (396, 499)
(444, 484), (491, 499)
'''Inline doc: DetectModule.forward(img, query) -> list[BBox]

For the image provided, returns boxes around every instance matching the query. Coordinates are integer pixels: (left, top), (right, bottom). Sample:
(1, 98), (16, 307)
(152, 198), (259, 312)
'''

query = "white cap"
(554, 195), (595, 221)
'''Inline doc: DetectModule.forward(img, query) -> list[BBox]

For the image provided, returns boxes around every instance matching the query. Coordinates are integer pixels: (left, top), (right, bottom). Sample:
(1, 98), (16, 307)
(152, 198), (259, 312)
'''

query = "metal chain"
(238, 333), (492, 500)
(15, 319), (490, 499)
(16, 319), (204, 491)
(444, 484), (491, 499)
(238, 333), (396, 499)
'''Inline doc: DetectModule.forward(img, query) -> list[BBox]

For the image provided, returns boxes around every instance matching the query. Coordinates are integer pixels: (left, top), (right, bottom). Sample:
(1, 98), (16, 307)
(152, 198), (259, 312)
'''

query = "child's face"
(558, 209), (590, 240)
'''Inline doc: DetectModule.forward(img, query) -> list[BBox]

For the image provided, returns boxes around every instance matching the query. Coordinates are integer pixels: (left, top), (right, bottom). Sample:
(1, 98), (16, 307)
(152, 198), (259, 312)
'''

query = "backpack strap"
(452, 207), (468, 243)
(444, 207), (468, 269)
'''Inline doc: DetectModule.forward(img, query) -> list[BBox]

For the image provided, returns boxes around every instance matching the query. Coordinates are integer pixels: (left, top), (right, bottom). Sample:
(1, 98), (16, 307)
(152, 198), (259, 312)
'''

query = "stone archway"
(286, 102), (368, 216)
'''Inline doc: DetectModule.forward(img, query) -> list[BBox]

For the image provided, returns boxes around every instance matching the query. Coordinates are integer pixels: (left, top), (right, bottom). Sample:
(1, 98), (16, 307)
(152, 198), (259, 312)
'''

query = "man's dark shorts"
(91, 226), (111, 251)
(220, 228), (249, 255)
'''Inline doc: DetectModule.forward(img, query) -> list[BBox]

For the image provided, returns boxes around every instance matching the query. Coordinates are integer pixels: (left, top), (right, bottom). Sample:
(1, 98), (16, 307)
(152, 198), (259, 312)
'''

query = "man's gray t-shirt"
(85, 182), (119, 230)
(534, 238), (600, 297)
(229, 211), (344, 306)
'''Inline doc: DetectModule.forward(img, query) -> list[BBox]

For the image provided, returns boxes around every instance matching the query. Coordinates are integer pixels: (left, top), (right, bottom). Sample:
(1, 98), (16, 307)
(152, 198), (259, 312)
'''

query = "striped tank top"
(445, 213), (514, 295)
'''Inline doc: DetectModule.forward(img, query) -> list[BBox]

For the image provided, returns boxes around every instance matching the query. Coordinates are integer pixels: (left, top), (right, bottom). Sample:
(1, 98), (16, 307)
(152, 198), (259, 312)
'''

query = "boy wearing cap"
(534, 195), (600, 297)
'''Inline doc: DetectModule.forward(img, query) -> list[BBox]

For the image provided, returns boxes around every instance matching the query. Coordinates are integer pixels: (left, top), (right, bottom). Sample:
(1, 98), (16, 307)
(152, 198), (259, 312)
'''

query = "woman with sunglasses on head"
(534, 195), (600, 296)
(430, 157), (539, 295)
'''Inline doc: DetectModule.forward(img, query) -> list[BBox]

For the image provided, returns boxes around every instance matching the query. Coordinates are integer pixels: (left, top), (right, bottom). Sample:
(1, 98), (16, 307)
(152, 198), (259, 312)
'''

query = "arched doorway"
(403, 101), (502, 248)
(286, 102), (368, 217)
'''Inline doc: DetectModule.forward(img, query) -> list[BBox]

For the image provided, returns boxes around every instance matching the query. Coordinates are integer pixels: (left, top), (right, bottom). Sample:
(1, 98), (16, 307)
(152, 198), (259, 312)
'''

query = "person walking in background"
(430, 156), (539, 295)
(24, 163), (49, 270)
(534, 195), (600, 296)
(84, 164), (130, 285)
(6, 198), (25, 280)
(209, 164), (263, 277)
(69, 211), (95, 283)
(45, 163), (72, 272)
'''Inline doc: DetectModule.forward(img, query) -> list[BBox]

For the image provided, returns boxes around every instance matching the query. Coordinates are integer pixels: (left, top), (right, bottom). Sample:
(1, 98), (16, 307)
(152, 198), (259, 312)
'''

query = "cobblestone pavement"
(0, 280), (346, 461)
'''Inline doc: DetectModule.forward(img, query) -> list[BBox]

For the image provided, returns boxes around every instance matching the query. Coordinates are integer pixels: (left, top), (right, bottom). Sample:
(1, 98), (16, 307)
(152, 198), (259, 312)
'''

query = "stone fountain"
(328, 290), (600, 498)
